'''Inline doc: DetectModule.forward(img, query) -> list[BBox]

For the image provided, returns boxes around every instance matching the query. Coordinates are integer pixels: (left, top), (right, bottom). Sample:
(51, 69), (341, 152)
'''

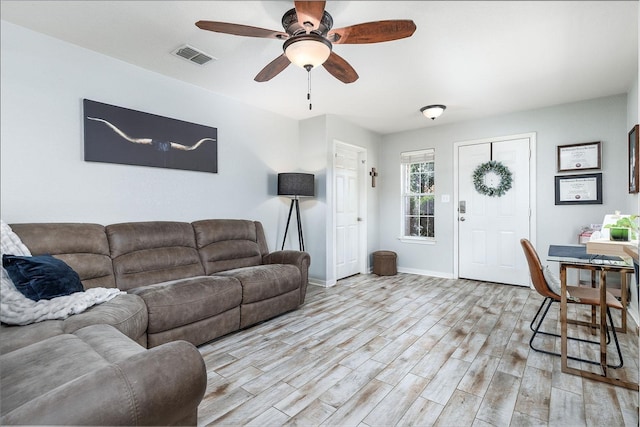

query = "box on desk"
(578, 231), (592, 244)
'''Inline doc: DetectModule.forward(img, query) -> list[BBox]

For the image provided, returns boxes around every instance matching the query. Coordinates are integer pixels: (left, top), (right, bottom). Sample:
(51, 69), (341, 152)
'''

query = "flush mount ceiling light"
(420, 105), (447, 120)
(284, 34), (332, 71)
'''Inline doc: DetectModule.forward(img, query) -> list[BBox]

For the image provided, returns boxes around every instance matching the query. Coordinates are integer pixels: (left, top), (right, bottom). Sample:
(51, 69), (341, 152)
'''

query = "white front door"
(458, 137), (531, 286)
(335, 146), (360, 280)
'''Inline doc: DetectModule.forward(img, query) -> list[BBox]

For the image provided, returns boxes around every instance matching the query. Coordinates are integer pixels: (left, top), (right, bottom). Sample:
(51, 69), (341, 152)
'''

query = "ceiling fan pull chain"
(307, 68), (312, 110)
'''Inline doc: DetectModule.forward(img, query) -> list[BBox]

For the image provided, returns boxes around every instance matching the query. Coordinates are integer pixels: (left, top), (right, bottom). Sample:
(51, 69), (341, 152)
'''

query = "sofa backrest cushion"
(10, 223), (115, 289)
(192, 220), (269, 275)
(106, 222), (204, 291)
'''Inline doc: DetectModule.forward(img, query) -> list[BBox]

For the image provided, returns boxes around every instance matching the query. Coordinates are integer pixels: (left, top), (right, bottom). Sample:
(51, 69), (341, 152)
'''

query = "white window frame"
(400, 149), (436, 244)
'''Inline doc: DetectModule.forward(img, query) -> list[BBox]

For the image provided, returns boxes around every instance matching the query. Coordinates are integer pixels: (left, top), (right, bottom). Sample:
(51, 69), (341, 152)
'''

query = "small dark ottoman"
(373, 250), (397, 276)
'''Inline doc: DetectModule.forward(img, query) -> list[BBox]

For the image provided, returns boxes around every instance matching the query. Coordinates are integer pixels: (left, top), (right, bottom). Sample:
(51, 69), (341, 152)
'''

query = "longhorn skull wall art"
(83, 99), (218, 173)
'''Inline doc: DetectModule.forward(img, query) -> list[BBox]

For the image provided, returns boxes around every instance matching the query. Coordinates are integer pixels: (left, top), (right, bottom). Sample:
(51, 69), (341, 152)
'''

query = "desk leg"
(560, 264), (569, 373)
(599, 269), (607, 377)
(590, 270), (597, 334)
(621, 271), (628, 332)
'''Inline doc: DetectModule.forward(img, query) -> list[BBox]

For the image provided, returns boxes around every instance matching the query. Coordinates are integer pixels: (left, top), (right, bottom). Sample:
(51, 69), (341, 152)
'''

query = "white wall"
(379, 94), (630, 279)
(0, 22), (300, 250)
(297, 115), (329, 283)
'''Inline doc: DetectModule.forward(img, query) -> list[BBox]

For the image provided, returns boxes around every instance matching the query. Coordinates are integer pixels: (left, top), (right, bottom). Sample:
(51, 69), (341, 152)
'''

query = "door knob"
(459, 217), (466, 222)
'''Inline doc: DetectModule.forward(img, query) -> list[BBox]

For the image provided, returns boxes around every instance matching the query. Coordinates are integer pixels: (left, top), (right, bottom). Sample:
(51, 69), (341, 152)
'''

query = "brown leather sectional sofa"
(0, 219), (310, 425)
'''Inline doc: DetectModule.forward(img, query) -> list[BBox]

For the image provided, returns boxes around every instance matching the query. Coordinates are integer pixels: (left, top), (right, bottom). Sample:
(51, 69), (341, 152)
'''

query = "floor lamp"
(278, 173), (314, 251)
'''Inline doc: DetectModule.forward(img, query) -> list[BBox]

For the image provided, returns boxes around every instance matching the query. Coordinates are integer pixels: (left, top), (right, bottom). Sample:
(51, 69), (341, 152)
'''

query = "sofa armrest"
(1, 341), (206, 426)
(263, 250), (311, 304)
(263, 250), (310, 266)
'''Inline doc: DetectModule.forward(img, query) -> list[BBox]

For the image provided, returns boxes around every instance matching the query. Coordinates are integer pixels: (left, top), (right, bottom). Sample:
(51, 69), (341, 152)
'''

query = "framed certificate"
(554, 173), (602, 205)
(629, 125), (639, 193)
(557, 141), (601, 172)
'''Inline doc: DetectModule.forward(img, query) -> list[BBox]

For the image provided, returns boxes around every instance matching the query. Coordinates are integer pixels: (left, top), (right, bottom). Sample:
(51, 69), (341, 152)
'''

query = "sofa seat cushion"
(1, 324), (206, 426)
(62, 294), (148, 346)
(0, 294), (147, 353)
(215, 264), (301, 304)
(0, 321), (64, 355)
(129, 276), (241, 334)
(1, 332), (114, 415)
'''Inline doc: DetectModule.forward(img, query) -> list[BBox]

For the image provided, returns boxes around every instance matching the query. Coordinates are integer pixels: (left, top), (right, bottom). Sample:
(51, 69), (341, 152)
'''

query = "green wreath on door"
(472, 161), (513, 197)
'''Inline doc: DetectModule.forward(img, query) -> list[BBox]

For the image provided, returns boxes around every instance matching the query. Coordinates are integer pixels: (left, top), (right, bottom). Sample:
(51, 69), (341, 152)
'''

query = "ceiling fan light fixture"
(420, 105), (447, 120)
(284, 34), (332, 70)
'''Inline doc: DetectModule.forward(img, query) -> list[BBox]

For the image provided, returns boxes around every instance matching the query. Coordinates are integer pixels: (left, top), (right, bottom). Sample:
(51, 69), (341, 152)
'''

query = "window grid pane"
(401, 157), (435, 239)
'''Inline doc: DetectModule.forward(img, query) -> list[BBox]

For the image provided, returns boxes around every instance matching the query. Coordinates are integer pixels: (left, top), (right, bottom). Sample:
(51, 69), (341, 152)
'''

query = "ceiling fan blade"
(328, 20), (416, 44)
(294, 1), (326, 31)
(254, 54), (291, 82)
(196, 21), (288, 39)
(322, 51), (358, 84)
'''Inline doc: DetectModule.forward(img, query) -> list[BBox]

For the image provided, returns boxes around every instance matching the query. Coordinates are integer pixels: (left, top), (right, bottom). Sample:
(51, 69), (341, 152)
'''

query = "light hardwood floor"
(197, 273), (639, 426)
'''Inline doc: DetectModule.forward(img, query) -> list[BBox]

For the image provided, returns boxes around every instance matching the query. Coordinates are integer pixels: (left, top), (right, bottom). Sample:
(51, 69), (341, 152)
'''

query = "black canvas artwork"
(83, 99), (217, 173)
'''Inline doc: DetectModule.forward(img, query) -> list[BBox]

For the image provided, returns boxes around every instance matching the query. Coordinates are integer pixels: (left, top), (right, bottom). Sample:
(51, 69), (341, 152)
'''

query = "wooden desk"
(587, 238), (636, 257)
(557, 253), (638, 390)
(555, 261), (632, 332)
(623, 244), (639, 262)
(548, 244), (631, 332)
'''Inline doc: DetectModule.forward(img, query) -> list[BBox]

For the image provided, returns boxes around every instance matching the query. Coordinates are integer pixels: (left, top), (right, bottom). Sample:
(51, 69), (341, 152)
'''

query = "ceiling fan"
(195, 1), (416, 84)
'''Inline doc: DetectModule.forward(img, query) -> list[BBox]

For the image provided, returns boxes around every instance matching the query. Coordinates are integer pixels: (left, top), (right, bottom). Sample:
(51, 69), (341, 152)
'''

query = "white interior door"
(458, 138), (531, 286)
(335, 146), (360, 280)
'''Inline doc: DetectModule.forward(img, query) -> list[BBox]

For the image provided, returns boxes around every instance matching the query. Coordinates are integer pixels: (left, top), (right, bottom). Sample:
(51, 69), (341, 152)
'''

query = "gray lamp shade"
(278, 173), (315, 197)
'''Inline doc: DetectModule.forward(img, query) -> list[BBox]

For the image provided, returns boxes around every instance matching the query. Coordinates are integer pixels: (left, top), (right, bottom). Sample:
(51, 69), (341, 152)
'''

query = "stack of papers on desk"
(548, 245), (630, 266)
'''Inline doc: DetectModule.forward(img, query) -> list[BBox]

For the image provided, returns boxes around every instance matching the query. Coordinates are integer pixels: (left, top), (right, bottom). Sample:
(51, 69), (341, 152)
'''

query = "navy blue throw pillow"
(2, 254), (84, 301)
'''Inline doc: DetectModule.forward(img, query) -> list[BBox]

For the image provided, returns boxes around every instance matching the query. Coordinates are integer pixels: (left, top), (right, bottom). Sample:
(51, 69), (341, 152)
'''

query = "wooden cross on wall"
(369, 167), (378, 187)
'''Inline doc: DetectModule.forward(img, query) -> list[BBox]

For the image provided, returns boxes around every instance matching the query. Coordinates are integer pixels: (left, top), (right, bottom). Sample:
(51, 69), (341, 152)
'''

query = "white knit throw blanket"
(1, 220), (123, 326)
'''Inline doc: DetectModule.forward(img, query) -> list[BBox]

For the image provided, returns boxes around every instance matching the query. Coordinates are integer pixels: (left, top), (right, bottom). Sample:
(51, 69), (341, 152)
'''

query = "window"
(401, 149), (435, 240)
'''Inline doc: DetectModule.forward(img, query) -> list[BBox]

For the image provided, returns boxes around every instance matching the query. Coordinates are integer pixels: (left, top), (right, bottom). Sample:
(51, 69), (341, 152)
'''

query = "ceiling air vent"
(172, 45), (215, 65)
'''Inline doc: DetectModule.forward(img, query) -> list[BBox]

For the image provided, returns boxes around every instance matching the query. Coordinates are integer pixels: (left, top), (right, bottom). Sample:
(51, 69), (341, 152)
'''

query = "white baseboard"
(308, 278), (336, 288)
(313, 269), (453, 286)
(397, 267), (455, 279)
(368, 266), (454, 279)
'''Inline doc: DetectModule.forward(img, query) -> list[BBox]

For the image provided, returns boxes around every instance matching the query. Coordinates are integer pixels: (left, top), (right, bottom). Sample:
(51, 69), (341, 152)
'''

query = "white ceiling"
(1, 1), (637, 135)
